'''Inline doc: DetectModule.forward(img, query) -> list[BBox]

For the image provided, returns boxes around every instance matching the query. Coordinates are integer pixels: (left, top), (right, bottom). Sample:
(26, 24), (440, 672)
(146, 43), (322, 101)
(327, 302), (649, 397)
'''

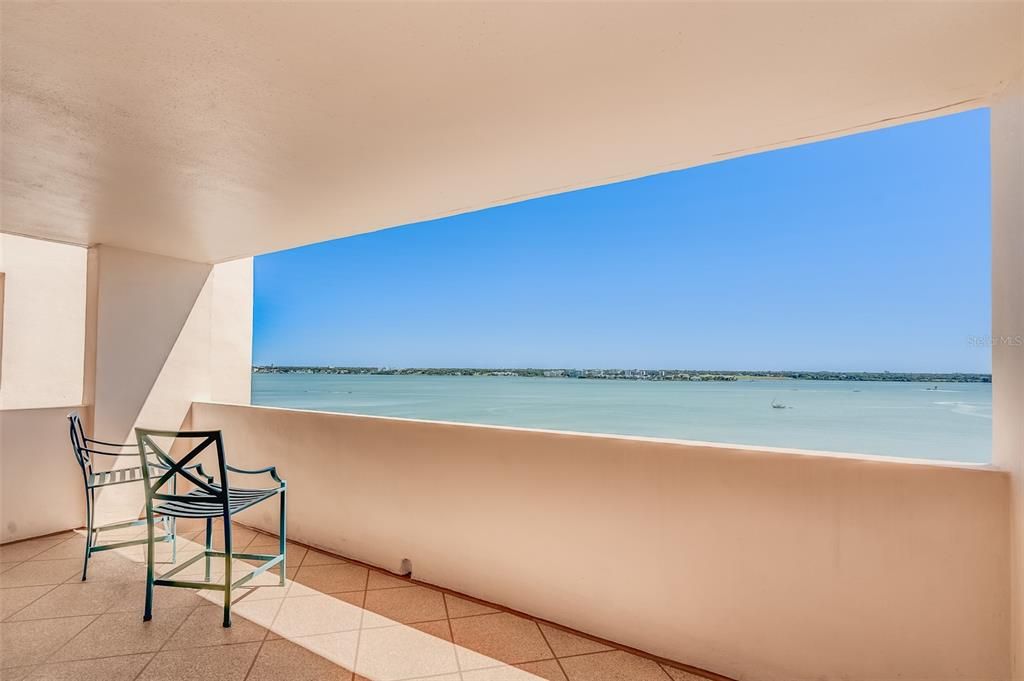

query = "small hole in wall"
(399, 558), (412, 576)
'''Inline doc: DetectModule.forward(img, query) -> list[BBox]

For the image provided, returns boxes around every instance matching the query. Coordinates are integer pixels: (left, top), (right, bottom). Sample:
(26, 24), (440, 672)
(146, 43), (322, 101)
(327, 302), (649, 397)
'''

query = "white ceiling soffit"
(2, 2), (1021, 264)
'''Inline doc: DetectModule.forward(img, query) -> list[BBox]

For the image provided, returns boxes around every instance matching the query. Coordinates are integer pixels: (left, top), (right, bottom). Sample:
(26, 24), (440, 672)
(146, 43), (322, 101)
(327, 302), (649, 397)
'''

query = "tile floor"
(1, 522), (718, 681)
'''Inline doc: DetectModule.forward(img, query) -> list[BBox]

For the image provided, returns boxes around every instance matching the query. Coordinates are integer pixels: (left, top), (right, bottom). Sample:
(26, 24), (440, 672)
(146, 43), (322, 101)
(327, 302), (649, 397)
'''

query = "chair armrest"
(225, 463), (284, 485)
(85, 436), (136, 448)
(186, 463), (216, 484)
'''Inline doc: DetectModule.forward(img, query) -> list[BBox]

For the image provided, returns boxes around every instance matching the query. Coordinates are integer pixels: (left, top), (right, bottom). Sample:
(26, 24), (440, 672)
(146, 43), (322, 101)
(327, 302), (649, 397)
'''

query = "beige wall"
(0, 244), (253, 542)
(0, 234), (87, 409)
(993, 78), (1024, 680)
(0, 235), (89, 541)
(0, 406), (87, 542)
(193, 402), (1010, 681)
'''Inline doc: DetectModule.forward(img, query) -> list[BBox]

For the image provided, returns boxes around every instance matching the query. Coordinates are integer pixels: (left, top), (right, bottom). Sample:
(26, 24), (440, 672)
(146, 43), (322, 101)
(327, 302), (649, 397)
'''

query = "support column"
(89, 245), (252, 524)
(992, 77), (1024, 680)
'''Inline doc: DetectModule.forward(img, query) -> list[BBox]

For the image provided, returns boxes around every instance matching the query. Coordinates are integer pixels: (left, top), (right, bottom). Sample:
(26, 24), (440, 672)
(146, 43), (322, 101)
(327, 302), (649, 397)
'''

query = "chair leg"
(170, 479), (178, 564)
(222, 515), (233, 628)
(279, 488), (287, 586)
(143, 508), (155, 622)
(204, 518), (213, 582)
(81, 489), (94, 581)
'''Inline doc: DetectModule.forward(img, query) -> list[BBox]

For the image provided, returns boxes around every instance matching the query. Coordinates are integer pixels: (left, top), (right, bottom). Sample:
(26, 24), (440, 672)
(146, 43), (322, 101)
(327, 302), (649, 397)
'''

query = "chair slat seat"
(154, 484), (280, 518)
(88, 464), (164, 489)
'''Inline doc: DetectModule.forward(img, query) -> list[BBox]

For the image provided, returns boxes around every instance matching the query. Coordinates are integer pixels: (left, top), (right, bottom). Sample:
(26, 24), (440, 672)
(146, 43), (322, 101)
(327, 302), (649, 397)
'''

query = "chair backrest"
(68, 412), (90, 473)
(134, 428), (231, 518)
(69, 412), (153, 479)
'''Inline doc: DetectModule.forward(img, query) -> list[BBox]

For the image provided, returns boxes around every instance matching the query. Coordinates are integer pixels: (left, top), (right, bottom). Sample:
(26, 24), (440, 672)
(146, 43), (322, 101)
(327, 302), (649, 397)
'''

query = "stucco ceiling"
(2, 2), (1021, 263)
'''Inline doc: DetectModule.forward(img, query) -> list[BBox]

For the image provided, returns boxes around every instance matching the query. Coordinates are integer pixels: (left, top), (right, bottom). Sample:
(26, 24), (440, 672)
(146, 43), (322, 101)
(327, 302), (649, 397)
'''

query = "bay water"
(252, 374), (991, 463)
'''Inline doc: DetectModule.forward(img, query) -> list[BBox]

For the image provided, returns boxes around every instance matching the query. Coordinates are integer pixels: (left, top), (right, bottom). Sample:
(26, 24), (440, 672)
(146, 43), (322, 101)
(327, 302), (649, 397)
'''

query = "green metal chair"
(135, 427), (286, 627)
(68, 412), (178, 581)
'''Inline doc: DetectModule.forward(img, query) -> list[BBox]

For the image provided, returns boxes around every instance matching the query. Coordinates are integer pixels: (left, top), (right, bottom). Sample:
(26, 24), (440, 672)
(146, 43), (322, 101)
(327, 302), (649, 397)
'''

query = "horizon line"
(251, 365), (992, 377)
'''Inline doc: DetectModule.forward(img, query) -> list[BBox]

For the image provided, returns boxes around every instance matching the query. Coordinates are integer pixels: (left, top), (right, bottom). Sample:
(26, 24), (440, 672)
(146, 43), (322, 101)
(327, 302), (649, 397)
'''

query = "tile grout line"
(534, 621), (571, 681)
(0, 581), (63, 623)
(345, 564), (372, 681)
(658, 661), (681, 680)
(440, 592), (465, 681)
(33, 612), (103, 668)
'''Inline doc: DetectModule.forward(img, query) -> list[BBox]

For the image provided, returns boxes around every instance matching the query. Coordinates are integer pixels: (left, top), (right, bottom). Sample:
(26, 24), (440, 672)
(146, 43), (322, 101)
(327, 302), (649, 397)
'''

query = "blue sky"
(254, 109), (991, 373)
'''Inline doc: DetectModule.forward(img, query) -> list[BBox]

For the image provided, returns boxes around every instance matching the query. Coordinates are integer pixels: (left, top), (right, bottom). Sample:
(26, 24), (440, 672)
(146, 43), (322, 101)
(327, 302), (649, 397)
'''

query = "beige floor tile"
(537, 623), (612, 657)
(244, 530), (277, 543)
(137, 641), (261, 681)
(271, 593), (363, 638)
(295, 630), (359, 670)
(444, 592), (498, 618)
(88, 526), (147, 543)
(25, 653), (153, 681)
(161, 603), (268, 649)
(230, 595), (285, 629)
(366, 571), (411, 590)
(559, 650), (669, 681)
(662, 665), (713, 681)
(363, 585), (447, 625)
(108, 581), (212, 612)
(0, 665), (37, 680)
(248, 635), (354, 680)
(171, 518), (213, 535)
(151, 536), (207, 560)
(209, 526), (260, 550)
(234, 559), (290, 588)
(302, 550), (347, 567)
(50, 606), (193, 661)
(409, 619), (452, 642)
(28, 537), (88, 561)
(293, 563), (368, 593)
(71, 553), (147, 583)
(9, 582), (127, 621)
(0, 586), (54, 620)
(0, 559), (83, 588)
(462, 659), (568, 681)
(266, 590), (363, 640)
(517, 659), (569, 681)
(248, 543), (307, 570)
(355, 624), (460, 681)
(231, 578), (293, 602)
(451, 612), (554, 668)
(0, 538), (70, 564)
(0, 615), (96, 668)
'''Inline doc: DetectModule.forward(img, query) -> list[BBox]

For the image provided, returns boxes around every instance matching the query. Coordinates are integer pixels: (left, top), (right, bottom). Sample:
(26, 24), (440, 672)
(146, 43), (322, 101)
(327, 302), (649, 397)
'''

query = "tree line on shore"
(252, 366), (991, 383)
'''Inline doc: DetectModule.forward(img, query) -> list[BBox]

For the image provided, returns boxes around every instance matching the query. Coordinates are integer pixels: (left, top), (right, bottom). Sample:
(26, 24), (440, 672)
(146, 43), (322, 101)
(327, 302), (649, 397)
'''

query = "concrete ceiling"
(2, 2), (1021, 264)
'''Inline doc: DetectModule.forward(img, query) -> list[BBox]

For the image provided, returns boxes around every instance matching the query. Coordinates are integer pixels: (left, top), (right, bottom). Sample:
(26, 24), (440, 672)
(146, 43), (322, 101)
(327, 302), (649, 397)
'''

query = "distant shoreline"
(252, 366), (991, 383)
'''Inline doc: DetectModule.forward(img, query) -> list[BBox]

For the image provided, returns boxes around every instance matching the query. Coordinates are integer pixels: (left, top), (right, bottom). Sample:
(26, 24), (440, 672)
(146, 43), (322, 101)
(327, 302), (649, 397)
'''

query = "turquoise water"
(252, 374), (992, 463)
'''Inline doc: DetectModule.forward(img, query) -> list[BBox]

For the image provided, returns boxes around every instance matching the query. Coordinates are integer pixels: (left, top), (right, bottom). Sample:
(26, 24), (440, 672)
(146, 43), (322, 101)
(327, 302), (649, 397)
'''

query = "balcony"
(1, 3), (1023, 681)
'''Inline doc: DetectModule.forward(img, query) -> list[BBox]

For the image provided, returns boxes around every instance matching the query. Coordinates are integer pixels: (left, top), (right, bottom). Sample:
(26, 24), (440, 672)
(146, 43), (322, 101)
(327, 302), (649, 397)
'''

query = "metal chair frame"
(68, 413), (178, 581)
(135, 427), (286, 628)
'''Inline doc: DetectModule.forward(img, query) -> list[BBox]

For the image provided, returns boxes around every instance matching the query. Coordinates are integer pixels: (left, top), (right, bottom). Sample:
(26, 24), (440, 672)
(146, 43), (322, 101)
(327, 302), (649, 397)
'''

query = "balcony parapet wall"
(192, 401), (1011, 681)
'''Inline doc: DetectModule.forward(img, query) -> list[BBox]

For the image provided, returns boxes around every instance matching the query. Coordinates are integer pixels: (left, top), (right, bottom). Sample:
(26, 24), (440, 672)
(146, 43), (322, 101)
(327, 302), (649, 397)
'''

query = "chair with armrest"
(68, 412), (180, 581)
(135, 427), (286, 627)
